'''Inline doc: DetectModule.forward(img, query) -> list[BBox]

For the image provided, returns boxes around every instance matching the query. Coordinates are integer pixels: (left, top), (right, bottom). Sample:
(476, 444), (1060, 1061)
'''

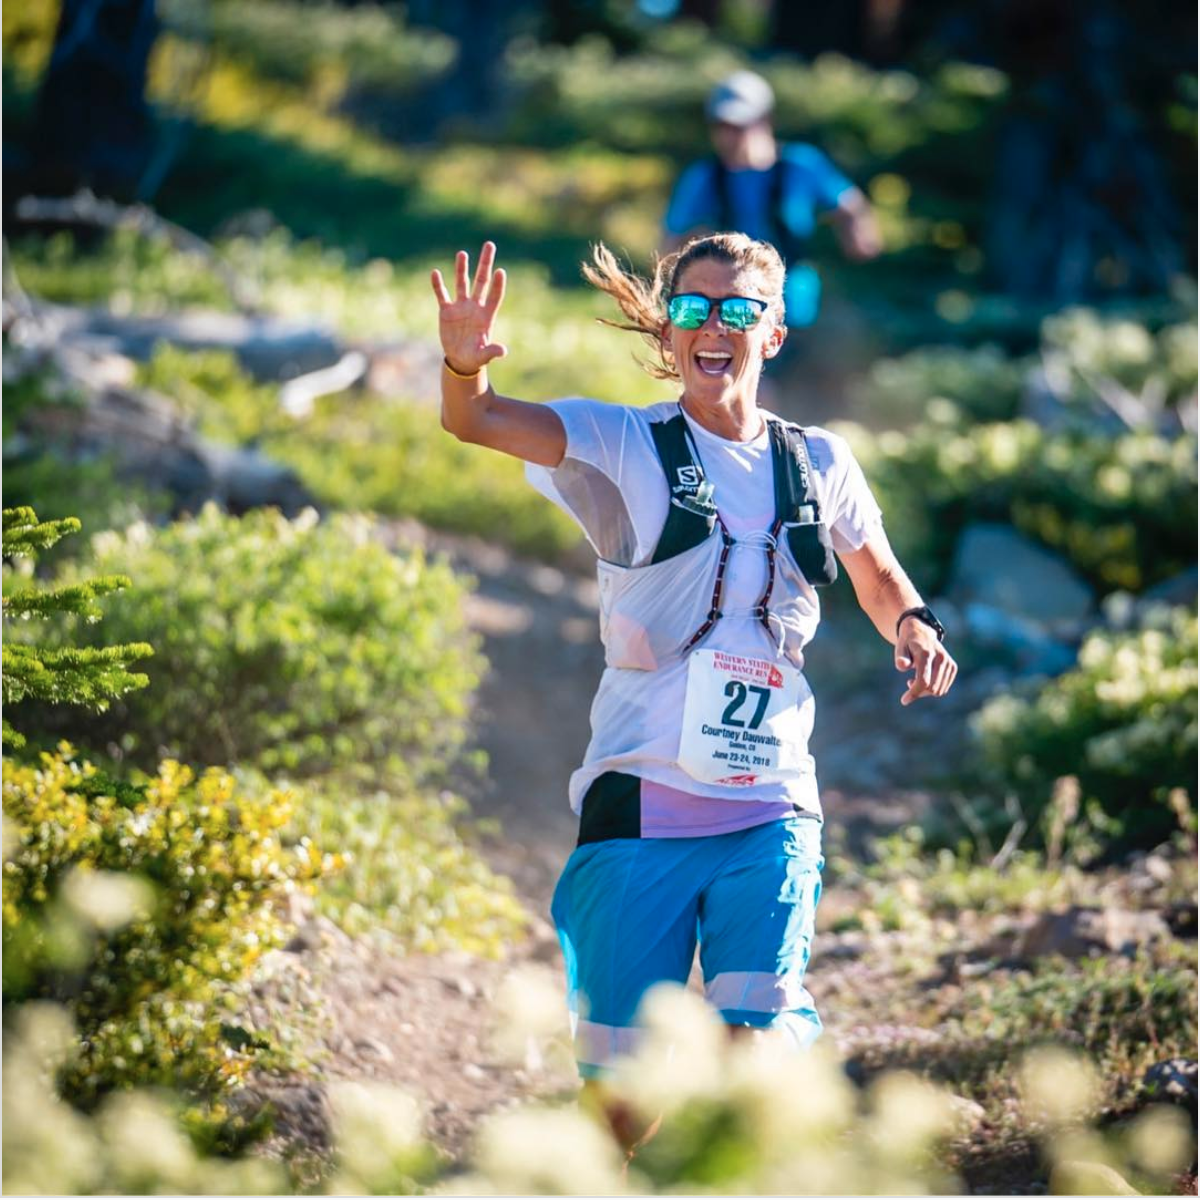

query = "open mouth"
(695, 350), (733, 376)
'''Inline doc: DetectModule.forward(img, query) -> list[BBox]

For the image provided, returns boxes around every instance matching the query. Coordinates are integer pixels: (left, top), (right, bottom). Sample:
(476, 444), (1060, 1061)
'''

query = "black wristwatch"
(896, 605), (945, 642)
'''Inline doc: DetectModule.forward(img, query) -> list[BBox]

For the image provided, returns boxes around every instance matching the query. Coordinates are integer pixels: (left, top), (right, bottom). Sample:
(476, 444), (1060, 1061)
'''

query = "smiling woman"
(430, 232), (957, 1156)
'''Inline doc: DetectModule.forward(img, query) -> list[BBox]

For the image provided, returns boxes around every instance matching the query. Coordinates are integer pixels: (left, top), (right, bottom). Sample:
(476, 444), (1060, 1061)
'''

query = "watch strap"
(896, 605), (945, 642)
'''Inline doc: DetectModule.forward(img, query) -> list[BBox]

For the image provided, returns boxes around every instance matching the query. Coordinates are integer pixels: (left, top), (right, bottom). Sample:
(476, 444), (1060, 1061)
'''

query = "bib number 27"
(677, 649), (813, 786)
(721, 680), (770, 729)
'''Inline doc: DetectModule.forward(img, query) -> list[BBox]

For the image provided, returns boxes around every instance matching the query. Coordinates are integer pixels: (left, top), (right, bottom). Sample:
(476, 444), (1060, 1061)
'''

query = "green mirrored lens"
(668, 294), (767, 330)
(718, 298), (765, 330)
(668, 295), (711, 329)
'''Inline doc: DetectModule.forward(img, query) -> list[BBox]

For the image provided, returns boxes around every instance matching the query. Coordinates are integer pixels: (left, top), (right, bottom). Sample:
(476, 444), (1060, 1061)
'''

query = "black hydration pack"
(647, 410), (838, 587)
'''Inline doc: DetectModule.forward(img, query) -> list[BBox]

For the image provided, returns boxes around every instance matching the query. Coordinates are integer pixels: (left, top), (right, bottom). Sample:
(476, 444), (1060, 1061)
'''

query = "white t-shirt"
(526, 398), (884, 819)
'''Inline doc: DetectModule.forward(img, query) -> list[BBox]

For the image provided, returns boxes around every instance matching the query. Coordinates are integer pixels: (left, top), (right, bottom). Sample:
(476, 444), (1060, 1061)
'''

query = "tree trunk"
(407, 0), (516, 132)
(27, 0), (160, 200)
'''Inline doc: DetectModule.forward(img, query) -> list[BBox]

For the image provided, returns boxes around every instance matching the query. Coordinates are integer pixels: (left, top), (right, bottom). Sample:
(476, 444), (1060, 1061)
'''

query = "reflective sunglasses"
(667, 293), (769, 331)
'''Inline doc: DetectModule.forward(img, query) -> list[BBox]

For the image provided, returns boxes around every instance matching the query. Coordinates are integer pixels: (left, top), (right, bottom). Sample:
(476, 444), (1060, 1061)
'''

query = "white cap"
(705, 70), (774, 126)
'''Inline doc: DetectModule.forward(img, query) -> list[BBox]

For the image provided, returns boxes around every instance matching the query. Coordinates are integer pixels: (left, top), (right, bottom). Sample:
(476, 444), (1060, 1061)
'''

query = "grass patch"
(283, 775), (528, 957)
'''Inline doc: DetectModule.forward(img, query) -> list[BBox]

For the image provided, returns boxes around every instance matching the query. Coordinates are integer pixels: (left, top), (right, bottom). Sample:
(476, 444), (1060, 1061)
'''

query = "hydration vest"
(648, 409), (837, 584)
(592, 408), (837, 673)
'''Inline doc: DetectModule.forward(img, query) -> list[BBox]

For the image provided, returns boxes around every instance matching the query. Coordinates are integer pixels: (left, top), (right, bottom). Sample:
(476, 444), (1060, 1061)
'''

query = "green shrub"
(847, 298), (1196, 423)
(960, 947), (1198, 1082)
(850, 343), (1028, 429)
(506, 32), (1004, 165)
(827, 827), (1097, 933)
(18, 231), (673, 400)
(7, 230), (234, 312)
(2, 748), (336, 1107)
(840, 419), (1198, 595)
(270, 397), (584, 560)
(1042, 308), (1199, 412)
(199, 0), (455, 93)
(13, 505), (483, 782)
(137, 343), (285, 446)
(133, 343), (583, 559)
(843, 307), (1197, 591)
(0, 453), (169, 552)
(969, 604), (1198, 854)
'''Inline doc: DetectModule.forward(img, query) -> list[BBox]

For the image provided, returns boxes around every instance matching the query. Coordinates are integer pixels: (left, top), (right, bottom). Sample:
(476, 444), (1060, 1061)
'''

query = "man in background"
(663, 70), (883, 331)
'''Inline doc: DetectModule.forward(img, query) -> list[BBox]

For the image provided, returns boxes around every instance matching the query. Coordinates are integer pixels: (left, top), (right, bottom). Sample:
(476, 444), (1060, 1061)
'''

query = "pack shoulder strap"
(711, 155), (803, 262)
(768, 418), (838, 587)
(710, 157), (732, 232)
(768, 156), (805, 264)
(648, 413), (717, 564)
(767, 418), (818, 524)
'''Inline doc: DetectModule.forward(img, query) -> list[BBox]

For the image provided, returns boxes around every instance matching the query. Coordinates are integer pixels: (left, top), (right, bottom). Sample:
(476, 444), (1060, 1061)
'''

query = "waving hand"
(430, 241), (564, 468)
(430, 241), (508, 376)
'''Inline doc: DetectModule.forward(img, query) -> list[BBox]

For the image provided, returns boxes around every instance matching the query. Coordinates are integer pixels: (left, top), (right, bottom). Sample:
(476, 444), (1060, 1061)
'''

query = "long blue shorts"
(550, 816), (824, 1078)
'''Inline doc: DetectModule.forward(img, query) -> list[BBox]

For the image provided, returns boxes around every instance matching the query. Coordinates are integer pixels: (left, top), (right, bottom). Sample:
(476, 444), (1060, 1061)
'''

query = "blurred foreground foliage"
(3, 1003), (286, 1195)
(4, 973), (1194, 1196)
(3, 748), (335, 1108)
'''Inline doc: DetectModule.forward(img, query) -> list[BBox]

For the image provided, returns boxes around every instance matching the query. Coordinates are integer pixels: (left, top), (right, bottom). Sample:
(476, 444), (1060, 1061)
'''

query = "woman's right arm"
(431, 242), (566, 468)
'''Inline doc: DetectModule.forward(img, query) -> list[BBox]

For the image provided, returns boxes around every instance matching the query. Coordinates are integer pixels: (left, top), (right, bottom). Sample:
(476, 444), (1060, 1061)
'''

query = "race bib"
(677, 649), (813, 787)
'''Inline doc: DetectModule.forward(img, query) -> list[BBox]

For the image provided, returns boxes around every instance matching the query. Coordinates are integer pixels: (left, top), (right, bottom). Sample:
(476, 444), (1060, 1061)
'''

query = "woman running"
(431, 233), (956, 1089)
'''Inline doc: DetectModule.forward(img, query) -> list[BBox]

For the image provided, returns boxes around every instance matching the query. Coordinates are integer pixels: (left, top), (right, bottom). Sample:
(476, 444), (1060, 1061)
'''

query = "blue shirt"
(664, 143), (854, 327)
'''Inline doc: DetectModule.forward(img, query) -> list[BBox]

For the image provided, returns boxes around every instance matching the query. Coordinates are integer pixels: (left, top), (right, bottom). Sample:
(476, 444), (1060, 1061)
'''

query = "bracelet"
(442, 357), (484, 380)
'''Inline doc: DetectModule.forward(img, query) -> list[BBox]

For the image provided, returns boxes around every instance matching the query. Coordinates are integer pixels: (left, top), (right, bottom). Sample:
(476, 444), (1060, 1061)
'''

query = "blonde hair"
(581, 233), (786, 380)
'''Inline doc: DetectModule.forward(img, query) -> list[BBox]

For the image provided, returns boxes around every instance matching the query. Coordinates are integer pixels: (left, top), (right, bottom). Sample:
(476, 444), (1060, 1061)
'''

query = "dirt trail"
(450, 533), (602, 916)
(246, 527), (601, 1173)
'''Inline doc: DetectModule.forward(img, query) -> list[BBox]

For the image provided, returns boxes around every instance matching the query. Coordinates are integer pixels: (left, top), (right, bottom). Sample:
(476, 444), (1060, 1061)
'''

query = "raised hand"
(430, 241), (508, 376)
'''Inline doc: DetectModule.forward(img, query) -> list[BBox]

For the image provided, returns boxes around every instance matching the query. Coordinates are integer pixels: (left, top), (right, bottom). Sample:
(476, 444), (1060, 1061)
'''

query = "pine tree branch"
(2, 507), (82, 558)
(2, 642), (153, 709)
(3, 576), (135, 621)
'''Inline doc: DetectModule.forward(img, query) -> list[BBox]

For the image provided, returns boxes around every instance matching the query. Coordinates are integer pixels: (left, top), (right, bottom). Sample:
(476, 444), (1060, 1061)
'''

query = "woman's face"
(664, 257), (784, 408)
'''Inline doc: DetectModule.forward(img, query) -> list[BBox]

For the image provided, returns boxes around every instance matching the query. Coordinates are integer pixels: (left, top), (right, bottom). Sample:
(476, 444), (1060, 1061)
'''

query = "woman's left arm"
(837, 528), (958, 706)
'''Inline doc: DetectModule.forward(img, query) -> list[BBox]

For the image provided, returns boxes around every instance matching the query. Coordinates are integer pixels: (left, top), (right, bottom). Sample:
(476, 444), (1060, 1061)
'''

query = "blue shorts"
(551, 816), (824, 1078)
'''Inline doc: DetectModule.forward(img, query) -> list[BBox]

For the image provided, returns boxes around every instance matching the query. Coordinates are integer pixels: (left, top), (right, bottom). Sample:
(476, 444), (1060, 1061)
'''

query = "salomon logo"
(676, 465), (699, 489)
